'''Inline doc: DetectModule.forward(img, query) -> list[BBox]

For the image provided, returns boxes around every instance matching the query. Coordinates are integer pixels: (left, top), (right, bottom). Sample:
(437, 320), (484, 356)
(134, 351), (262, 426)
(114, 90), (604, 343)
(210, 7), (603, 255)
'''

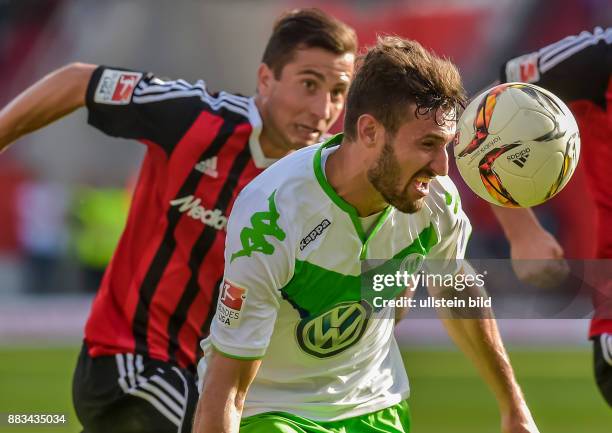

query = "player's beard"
(367, 137), (427, 214)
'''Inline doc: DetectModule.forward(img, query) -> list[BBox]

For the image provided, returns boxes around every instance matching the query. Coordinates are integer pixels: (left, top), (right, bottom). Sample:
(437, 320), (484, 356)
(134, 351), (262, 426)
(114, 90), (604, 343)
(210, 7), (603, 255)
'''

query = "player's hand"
(501, 416), (540, 433)
(501, 405), (540, 433)
(509, 228), (569, 288)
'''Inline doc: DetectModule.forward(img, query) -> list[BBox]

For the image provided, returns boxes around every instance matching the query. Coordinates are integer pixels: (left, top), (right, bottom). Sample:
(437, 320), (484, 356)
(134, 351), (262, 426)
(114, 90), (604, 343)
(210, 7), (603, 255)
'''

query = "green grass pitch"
(0, 345), (609, 432)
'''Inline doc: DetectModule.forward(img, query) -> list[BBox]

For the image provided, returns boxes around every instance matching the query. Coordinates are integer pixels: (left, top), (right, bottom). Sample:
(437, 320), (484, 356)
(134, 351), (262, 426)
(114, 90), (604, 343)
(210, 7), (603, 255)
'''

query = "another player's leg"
(72, 343), (199, 433)
(593, 333), (612, 407)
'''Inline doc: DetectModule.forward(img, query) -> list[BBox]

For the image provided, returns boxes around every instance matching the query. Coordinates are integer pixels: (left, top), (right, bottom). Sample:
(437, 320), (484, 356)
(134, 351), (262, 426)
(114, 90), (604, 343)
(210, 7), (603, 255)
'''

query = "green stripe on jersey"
(281, 223), (437, 317)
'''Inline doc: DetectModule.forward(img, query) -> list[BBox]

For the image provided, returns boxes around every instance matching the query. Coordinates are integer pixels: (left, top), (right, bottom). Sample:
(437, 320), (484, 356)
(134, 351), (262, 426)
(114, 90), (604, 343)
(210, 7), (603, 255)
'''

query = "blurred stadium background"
(0, 0), (610, 431)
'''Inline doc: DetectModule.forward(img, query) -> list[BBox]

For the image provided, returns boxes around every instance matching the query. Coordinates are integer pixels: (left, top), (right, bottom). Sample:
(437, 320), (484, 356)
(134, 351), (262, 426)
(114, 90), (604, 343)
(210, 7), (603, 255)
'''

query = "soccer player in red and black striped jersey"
(490, 26), (612, 407)
(0, 9), (356, 432)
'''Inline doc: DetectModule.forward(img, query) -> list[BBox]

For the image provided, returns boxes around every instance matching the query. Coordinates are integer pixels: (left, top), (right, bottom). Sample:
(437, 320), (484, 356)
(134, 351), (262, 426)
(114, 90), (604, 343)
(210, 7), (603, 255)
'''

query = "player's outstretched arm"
(0, 62), (96, 152)
(192, 349), (261, 433)
(428, 264), (539, 433)
(490, 205), (569, 288)
(439, 318), (538, 433)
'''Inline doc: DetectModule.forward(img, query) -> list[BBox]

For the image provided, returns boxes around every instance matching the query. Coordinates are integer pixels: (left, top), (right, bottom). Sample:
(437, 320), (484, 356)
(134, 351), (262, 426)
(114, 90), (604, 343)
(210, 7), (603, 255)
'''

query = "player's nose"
(310, 92), (333, 123)
(431, 146), (449, 177)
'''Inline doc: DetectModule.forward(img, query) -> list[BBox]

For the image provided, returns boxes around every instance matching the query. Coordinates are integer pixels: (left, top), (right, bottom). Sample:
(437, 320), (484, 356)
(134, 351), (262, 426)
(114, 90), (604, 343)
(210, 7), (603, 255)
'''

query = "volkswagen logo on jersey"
(296, 301), (372, 358)
(399, 252), (425, 276)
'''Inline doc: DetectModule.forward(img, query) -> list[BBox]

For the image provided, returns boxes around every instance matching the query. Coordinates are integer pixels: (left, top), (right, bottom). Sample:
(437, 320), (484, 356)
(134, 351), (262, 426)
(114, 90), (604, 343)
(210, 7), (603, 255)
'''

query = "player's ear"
(257, 63), (274, 97)
(356, 114), (380, 149)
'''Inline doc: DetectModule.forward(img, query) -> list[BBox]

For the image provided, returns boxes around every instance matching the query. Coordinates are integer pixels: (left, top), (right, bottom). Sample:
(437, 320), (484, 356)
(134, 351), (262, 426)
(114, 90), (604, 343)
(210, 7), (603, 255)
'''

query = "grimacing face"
(367, 108), (456, 213)
(257, 47), (354, 155)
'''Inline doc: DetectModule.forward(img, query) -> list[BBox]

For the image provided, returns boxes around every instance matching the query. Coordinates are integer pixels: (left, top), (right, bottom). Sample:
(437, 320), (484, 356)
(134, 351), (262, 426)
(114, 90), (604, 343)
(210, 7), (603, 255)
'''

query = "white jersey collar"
(247, 97), (278, 169)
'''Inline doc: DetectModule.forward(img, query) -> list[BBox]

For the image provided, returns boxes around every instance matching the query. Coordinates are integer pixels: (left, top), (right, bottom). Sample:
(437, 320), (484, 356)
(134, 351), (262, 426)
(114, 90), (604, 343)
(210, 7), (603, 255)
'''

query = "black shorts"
(593, 333), (612, 407)
(72, 343), (199, 433)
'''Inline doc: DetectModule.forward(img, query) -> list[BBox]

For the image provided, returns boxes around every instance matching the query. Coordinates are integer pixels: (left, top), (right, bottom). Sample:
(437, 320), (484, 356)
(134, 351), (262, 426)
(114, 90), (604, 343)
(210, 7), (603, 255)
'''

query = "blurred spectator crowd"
(0, 165), (130, 293)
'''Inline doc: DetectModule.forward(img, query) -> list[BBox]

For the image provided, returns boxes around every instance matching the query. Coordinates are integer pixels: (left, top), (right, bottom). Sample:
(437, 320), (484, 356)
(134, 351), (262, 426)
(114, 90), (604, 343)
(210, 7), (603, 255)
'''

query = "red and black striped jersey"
(83, 66), (274, 371)
(500, 27), (611, 109)
(501, 27), (612, 337)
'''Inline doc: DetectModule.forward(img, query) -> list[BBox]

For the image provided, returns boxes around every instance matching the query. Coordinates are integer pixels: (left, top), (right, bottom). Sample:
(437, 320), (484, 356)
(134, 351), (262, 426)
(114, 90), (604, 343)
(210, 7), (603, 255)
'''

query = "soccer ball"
(454, 82), (580, 208)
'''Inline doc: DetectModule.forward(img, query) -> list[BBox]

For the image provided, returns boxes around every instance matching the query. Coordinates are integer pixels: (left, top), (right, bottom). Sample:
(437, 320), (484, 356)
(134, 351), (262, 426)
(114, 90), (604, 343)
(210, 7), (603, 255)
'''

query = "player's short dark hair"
(262, 8), (357, 79)
(344, 36), (466, 140)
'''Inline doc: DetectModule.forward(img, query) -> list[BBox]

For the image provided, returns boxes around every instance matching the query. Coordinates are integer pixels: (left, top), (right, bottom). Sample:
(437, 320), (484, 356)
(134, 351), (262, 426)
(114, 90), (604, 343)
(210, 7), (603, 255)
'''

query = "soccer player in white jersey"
(193, 37), (539, 433)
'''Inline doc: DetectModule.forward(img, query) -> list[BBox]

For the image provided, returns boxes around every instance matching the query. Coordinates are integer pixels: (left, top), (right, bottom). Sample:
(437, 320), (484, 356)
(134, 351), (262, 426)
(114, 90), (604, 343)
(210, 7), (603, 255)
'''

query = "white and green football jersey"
(198, 134), (471, 421)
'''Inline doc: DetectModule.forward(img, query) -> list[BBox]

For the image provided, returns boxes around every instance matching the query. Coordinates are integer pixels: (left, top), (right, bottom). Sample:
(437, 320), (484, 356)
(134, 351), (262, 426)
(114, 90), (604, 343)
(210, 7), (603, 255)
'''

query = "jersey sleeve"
(426, 176), (472, 268)
(209, 186), (294, 360)
(85, 66), (208, 155)
(500, 27), (611, 107)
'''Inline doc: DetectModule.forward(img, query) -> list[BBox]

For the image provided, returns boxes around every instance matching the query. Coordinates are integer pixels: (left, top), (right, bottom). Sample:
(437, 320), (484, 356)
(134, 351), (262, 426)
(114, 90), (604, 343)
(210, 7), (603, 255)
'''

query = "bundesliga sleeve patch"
(216, 280), (248, 328)
(505, 52), (540, 83)
(94, 69), (143, 105)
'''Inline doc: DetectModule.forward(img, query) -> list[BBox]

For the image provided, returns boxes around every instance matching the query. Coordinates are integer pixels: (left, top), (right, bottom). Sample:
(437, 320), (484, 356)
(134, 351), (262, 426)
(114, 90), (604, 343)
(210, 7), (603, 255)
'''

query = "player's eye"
(330, 87), (346, 102)
(302, 80), (317, 93)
